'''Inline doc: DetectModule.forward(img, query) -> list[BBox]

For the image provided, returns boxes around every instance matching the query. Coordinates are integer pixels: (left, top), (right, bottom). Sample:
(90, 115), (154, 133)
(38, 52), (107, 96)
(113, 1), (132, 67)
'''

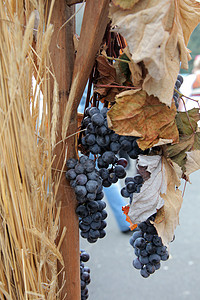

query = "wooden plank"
(62, 0), (110, 139)
(47, 1), (80, 299)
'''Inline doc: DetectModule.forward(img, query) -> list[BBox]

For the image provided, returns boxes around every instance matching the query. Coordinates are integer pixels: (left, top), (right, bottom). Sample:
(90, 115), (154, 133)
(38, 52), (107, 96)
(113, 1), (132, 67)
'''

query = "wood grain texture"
(62, 0), (110, 139)
(47, 1), (80, 299)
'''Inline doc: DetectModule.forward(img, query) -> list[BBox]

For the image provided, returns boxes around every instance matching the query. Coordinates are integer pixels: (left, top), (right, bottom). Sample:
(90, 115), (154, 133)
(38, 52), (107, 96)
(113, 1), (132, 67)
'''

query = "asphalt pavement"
(81, 169), (200, 300)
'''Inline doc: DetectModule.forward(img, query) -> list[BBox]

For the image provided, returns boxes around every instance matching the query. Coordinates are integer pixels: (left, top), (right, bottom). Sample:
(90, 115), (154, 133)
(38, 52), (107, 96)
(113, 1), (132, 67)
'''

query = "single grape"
(86, 123), (95, 134)
(82, 216), (93, 225)
(80, 252), (90, 262)
(100, 107), (108, 117)
(88, 229), (100, 239)
(156, 246), (167, 256)
(108, 173), (118, 184)
(121, 187), (130, 198)
(66, 169), (77, 180)
(161, 253), (169, 261)
(139, 255), (149, 265)
(75, 185), (87, 197)
(110, 132), (119, 142)
(152, 235), (163, 247)
(82, 116), (91, 127)
(95, 125), (108, 136)
(116, 158), (128, 168)
(95, 192), (104, 200)
(92, 212), (102, 222)
(101, 210), (108, 220)
(143, 233), (153, 242)
(149, 254), (161, 265)
(88, 107), (100, 117)
(110, 142), (121, 153)
(120, 139), (132, 152)
(91, 113), (104, 126)
(76, 174), (88, 185)
(86, 201), (99, 213)
(90, 221), (101, 230)
(133, 258), (143, 270)
(140, 267), (150, 278)
(81, 231), (89, 239)
(75, 163), (85, 174)
(133, 174), (144, 185)
(114, 165), (126, 179)
(96, 200), (106, 211)
(146, 263), (155, 274)
(146, 242), (156, 254)
(102, 151), (116, 164)
(96, 135), (110, 147)
(100, 220), (107, 229)
(84, 160), (95, 173)
(134, 237), (146, 249)
(76, 205), (88, 218)
(126, 182), (137, 193)
(66, 158), (77, 169)
(102, 179), (112, 188)
(79, 222), (90, 232)
(99, 168), (109, 180)
(90, 144), (101, 154)
(86, 180), (98, 193)
(99, 229), (106, 238)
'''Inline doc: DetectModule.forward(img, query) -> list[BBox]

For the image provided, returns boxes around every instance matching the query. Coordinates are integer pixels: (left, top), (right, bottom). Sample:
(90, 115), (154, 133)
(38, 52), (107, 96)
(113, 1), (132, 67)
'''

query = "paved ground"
(81, 169), (200, 300)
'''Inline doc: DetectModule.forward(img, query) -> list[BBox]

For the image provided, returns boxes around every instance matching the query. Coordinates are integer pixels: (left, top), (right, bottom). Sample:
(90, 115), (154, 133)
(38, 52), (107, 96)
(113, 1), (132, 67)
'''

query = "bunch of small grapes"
(97, 151), (128, 187)
(80, 250), (91, 300)
(66, 156), (102, 203)
(129, 216), (169, 278)
(81, 106), (146, 159)
(76, 190), (107, 243)
(121, 174), (144, 203)
(173, 74), (184, 109)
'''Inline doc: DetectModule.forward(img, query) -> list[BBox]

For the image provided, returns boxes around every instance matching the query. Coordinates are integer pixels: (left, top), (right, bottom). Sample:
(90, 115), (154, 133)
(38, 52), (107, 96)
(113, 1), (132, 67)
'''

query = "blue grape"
(133, 258), (143, 270)
(91, 113), (104, 126)
(134, 237), (146, 249)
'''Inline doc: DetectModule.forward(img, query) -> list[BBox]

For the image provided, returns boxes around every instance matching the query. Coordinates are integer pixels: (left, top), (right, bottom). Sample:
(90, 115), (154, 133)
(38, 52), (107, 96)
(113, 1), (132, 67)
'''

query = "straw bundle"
(0, 1), (64, 298)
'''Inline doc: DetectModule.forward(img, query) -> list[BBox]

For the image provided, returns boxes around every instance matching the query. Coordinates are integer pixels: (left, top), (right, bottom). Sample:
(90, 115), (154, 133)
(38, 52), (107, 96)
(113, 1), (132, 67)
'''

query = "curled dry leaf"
(110, 0), (200, 105)
(110, 0), (171, 81)
(153, 158), (183, 246)
(107, 89), (179, 150)
(185, 150), (200, 176)
(164, 109), (200, 171)
(112, 0), (140, 10)
(128, 155), (165, 224)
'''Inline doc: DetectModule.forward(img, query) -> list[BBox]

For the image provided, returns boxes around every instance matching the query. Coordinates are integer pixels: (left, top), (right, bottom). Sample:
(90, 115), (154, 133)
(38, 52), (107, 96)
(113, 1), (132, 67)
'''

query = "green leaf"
(175, 108), (200, 135)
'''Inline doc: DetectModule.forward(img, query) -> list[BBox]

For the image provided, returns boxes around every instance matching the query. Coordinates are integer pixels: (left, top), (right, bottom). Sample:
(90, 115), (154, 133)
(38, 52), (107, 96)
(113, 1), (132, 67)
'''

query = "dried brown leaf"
(153, 158), (183, 245)
(112, 0), (140, 10)
(107, 89), (179, 150)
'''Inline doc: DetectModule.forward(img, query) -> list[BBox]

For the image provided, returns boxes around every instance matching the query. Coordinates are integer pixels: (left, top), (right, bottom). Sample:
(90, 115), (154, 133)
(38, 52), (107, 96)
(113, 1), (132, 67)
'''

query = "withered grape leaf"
(128, 155), (165, 224)
(112, 0), (140, 10)
(175, 108), (200, 135)
(185, 150), (200, 175)
(107, 89), (179, 150)
(153, 158), (183, 246)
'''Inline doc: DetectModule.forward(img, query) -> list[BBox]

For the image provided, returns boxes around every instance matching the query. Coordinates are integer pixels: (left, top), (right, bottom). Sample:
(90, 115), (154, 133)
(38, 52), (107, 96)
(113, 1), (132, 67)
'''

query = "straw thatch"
(0, 1), (64, 298)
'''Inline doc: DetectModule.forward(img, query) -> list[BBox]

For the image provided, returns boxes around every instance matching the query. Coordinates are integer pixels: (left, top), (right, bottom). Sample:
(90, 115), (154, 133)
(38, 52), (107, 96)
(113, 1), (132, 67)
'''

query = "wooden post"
(48, 1), (110, 299)
(47, 1), (80, 299)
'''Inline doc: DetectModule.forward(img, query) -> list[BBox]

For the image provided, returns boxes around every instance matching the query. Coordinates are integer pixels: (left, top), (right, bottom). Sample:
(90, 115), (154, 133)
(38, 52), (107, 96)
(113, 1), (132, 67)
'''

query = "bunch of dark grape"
(81, 106), (146, 159)
(173, 74), (184, 109)
(66, 156), (107, 243)
(76, 188), (107, 243)
(66, 156), (102, 203)
(80, 250), (91, 300)
(121, 174), (144, 203)
(129, 216), (169, 278)
(97, 151), (128, 187)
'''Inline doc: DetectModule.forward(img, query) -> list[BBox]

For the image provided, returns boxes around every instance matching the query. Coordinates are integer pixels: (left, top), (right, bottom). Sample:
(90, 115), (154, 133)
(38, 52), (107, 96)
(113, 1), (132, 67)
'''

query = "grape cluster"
(76, 191), (107, 243)
(66, 156), (102, 203)
(97, 151), (128, 187)
(130, 216), (169, 278)
(173, 74), (183, 109)
(81, 106), (145, 159)
(66, 156), (107, 243)
(121, 174), (144, 203)
(80, 250), (91, 300)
